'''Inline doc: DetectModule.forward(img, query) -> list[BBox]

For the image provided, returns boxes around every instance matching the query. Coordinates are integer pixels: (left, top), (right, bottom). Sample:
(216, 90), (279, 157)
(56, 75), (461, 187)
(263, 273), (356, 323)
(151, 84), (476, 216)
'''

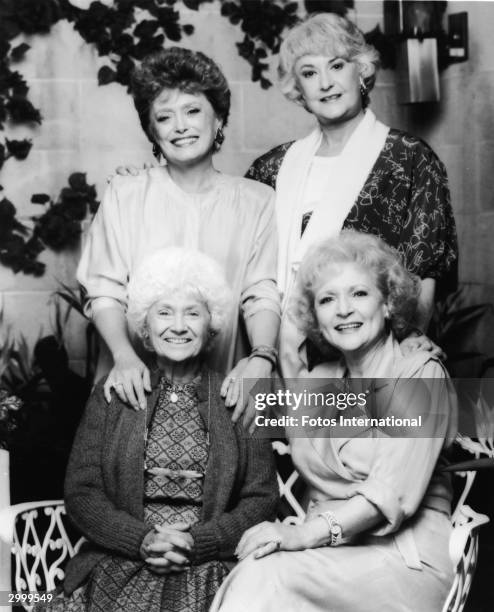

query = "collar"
(148, 365), (212, 426)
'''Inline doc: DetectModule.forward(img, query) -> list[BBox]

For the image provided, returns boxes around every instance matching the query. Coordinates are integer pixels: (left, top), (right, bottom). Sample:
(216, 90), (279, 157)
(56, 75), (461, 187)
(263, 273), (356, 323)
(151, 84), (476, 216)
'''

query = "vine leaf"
(6, 138), (32, 160)
(134, 20), (159, 38)
(10, 43), (30, 62)
(31, 194), (51, 205)
(6, 96), (42, 124)
(97, 65), (116, 86)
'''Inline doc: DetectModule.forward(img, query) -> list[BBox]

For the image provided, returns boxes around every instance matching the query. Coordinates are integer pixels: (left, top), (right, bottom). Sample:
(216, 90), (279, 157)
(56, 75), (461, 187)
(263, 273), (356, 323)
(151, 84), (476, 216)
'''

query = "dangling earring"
(213, 126), (225, 152)
(152, 143), (161, 160)
(359, 76), (368, 98)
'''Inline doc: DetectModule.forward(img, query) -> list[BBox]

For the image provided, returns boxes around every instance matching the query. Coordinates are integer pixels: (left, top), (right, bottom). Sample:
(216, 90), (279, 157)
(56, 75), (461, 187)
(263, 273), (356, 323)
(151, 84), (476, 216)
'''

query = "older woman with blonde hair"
(211, 231), (456, 612)
(247, 12), (457, 380)
(42, 248), (278, 612)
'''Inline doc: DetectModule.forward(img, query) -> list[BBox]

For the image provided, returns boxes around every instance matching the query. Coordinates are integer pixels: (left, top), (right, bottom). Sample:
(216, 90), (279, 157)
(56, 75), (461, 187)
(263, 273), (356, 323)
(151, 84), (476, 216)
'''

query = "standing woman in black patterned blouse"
(246, 13), (457, 380)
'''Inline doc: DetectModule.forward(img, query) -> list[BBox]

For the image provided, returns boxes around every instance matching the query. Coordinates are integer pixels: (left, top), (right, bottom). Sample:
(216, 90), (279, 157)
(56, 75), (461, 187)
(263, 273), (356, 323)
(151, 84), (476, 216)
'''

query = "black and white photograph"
(0, 1), (493, 611)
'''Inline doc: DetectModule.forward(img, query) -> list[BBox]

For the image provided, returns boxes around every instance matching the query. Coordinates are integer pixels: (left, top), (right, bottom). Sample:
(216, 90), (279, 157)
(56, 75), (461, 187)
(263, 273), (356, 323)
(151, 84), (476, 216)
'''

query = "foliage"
(60, 0), (197, 89)
(0, 293), (91, 500)
(0, 0), (356, 275)
(0, 173), (99, 276)
(429, 286), (494, 378)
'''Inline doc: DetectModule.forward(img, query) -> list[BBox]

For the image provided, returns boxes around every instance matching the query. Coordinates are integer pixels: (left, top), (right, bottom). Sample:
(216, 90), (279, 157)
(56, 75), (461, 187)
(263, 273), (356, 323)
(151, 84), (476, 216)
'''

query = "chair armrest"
(0, 500), (64, 545)
(449, 504), (489, 568)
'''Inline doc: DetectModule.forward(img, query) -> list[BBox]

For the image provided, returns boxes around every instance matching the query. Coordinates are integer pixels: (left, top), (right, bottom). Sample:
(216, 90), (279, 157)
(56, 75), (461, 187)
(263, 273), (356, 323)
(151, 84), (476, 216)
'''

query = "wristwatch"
(318, 510), (343, 547)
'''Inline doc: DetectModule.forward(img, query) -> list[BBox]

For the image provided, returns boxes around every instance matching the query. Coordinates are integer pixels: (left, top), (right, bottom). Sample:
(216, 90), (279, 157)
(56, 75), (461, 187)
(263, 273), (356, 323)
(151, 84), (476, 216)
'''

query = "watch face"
(331, 524), (342, 536)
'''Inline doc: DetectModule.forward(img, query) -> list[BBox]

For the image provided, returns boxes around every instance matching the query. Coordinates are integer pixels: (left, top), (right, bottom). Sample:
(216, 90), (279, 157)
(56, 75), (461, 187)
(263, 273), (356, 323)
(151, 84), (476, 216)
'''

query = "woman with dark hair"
(77, 47), (280, 418)
(246, 13), (457, 380)
(42, 248), (278, 611)
(211, 231), (456, 612)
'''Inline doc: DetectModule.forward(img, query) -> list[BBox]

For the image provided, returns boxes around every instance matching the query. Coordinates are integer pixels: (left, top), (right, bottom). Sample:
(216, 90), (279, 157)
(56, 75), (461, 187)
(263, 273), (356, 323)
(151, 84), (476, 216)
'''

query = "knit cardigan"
(63, 368), (279, 595)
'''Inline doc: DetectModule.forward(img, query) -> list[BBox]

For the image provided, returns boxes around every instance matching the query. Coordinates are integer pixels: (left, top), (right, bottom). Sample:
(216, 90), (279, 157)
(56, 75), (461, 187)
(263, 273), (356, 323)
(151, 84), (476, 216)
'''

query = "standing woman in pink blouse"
(77, 47), (280, 417)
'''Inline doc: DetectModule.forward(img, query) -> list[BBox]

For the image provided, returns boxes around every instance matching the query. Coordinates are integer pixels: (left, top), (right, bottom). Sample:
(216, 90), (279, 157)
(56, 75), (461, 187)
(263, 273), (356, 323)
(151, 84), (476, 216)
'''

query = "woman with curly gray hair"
(246, 12), (457, 381)
(211, 231), (456, 612)
(45, 248), (278, 612)
(77, 47), (280, 421)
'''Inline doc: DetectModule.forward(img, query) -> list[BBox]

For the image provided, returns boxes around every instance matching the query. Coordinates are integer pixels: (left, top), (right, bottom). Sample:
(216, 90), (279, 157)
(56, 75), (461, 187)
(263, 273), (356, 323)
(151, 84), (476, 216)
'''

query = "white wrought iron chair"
(273, 439), (490, 612)
(0, 439), (489, 612)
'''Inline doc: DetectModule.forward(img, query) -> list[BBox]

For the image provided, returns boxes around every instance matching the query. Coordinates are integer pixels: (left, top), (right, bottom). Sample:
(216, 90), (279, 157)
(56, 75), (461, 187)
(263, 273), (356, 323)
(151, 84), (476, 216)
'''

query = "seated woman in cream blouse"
(211, 231), (456, 612)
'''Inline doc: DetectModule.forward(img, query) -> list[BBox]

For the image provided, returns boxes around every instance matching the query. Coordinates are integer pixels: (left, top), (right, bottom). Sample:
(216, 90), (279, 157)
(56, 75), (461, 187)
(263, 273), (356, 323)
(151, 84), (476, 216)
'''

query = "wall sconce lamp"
(383, 1), (468, 103)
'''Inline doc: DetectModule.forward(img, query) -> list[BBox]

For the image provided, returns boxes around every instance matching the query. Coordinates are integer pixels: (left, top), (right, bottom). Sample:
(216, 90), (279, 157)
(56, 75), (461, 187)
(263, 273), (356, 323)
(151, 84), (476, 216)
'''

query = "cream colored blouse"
(77, 167), (280, 375)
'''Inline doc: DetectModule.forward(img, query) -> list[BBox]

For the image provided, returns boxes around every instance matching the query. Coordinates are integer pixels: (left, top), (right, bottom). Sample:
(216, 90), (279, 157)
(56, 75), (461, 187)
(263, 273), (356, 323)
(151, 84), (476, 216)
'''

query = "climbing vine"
(0, 0), (353, 276)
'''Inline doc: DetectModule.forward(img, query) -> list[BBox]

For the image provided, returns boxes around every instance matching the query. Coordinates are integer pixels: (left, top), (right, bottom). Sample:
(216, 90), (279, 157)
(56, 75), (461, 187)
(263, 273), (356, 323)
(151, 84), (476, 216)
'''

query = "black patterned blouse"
(246, 129), (458, 297)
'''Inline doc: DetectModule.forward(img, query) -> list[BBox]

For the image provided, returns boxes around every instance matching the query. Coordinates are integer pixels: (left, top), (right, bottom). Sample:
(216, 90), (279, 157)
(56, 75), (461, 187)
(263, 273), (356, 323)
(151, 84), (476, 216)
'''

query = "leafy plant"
(429, 285), (494, 378)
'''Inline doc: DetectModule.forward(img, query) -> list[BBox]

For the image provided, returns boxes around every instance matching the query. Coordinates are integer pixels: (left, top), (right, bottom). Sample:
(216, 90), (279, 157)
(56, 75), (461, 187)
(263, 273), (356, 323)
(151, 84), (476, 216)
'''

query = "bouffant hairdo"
(278, 13), (380, 109)
(127, 247), (233, 350)
(290, 230), (421, 347)
(131, 46), (231, 143)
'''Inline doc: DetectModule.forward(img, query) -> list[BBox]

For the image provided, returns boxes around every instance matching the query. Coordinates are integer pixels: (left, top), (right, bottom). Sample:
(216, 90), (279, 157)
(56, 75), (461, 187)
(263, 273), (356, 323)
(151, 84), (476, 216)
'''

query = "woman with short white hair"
(44, 247), (278, 612)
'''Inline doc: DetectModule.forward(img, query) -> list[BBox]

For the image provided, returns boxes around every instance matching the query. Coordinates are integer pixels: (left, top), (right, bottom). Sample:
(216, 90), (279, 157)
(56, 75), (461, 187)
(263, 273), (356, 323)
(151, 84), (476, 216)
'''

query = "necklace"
(143, 372), (212, 467)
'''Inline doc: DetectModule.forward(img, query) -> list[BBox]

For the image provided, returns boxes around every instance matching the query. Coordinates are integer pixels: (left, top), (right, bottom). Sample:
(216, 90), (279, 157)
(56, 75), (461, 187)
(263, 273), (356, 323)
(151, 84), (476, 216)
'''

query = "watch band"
(318, 510), (343, 547)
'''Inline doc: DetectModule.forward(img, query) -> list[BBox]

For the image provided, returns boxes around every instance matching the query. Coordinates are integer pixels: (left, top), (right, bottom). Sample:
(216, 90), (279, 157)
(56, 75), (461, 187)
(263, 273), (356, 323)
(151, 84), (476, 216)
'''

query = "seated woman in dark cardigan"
(43, 247), (278, 612)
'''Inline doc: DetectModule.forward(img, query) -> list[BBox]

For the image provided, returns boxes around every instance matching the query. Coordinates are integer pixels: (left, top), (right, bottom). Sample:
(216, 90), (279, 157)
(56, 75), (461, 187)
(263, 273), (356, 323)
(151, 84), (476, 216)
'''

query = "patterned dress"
(41, 377), (228, 611)
(246, 130), (458, 298)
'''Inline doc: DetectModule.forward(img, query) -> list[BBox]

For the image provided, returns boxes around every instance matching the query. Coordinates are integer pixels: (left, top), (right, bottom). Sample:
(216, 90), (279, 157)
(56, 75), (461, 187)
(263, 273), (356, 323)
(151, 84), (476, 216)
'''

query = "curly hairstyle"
(278, 13), (380, 109)
(127, 247), (233, 351)
(131, 47), (231, 144)
(290, 230), (421, 348)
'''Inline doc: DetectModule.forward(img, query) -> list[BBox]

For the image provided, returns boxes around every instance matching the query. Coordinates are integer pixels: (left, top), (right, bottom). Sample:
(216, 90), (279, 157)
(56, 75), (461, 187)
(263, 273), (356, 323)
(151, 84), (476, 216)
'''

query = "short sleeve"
(399, 141), (458, 295)
(245, 142), (294, 189)
(77, 179), (130, 318)
(344, 132), (458, 298)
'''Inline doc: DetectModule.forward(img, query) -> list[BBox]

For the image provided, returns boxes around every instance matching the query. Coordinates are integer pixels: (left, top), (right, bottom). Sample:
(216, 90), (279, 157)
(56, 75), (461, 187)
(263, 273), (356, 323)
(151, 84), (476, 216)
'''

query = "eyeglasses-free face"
(149, 88), (221, 167)
(146, 292), (211, 364)
(314, 262), (388, 357)
(294, 55), (363, 126)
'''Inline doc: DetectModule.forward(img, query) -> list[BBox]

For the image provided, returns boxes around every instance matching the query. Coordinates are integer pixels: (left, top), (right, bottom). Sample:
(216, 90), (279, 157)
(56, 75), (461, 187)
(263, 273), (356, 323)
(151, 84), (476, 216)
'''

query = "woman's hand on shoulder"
(106, 161), (155, 183)
(104, 350), (151, 410)
(221, 357), (273, 433)
(140, 523), (193, 574)
(400, 331), (445, 360)
(235, 521), (310, 561)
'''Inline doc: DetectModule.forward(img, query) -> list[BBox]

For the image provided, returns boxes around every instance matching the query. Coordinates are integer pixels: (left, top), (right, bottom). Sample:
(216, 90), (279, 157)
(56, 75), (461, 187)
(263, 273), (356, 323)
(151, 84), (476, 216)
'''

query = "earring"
(213, 126), (225, 152)
(359, 76), (368, 98)
(152, 143), (161, 159)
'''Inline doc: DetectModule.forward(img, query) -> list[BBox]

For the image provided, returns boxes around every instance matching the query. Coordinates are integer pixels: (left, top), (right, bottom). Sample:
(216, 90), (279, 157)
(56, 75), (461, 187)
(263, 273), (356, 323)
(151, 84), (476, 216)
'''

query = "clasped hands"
(140, 522), (193, 574)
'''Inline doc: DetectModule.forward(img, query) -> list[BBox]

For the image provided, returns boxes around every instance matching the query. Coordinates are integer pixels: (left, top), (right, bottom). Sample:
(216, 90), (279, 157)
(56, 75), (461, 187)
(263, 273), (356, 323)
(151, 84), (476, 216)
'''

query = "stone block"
(175, 6), (253, 84)
(478, 141), (494, 212)
(476, 213), (494, 284)
(2, 289), (89, 363)
(18, 20), (99, 81)
(455, 213), (478, 284)
(370, 84), (409, 131)
(241, 82), (314, 152)
(78, 80), (150, 152)
(469, 71), (494, 144)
